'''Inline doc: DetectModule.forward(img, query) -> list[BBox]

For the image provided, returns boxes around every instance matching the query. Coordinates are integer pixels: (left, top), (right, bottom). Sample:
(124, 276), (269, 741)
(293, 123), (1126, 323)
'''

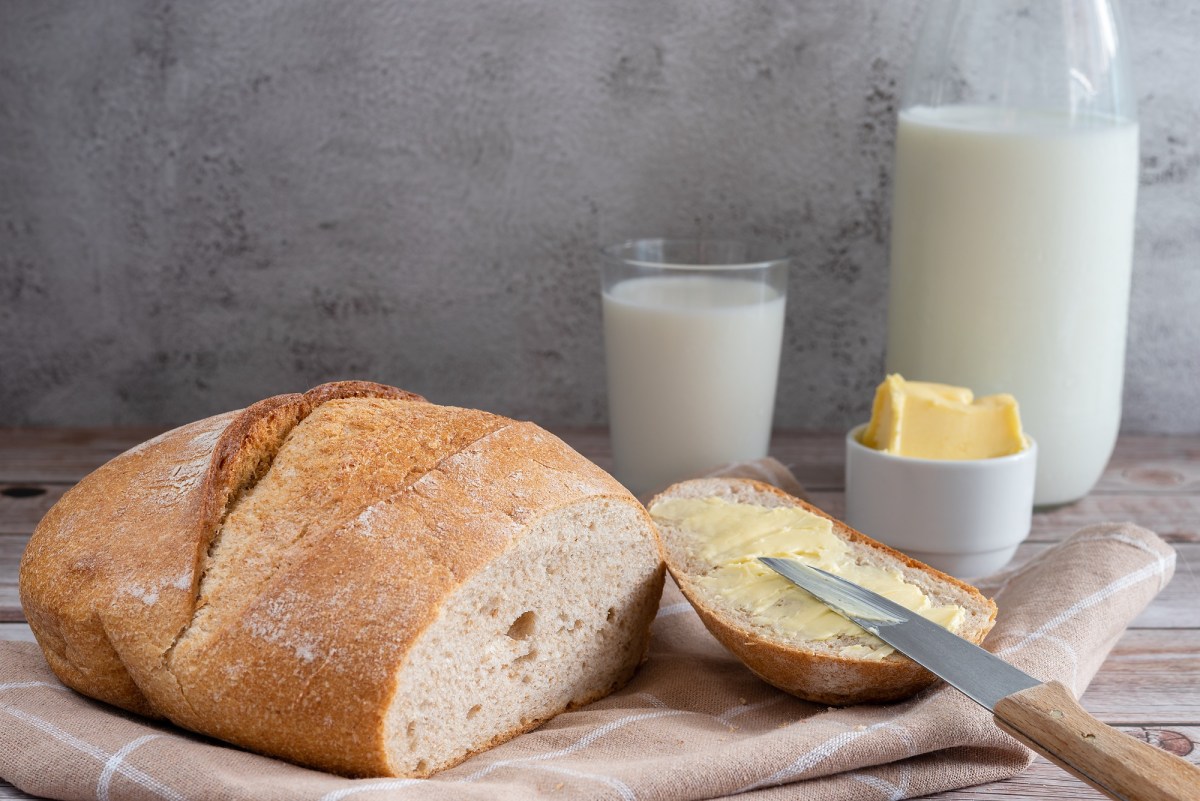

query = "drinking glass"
(601, 239), (789, 497)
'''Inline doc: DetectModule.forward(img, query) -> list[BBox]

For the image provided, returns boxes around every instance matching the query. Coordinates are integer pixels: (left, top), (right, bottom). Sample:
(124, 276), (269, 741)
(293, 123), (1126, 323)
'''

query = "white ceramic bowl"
(844, 423), (1037, 578)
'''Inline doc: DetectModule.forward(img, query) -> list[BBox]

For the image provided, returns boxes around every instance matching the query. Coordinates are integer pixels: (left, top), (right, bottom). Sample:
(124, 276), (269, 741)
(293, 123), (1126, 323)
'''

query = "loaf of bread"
(19, 381), (665, 777)
(648, 478), (997, 705)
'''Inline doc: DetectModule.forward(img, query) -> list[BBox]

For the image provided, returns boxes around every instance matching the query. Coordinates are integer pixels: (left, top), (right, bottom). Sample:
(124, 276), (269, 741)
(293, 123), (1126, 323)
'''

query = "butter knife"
(758, 556), (1200, 801)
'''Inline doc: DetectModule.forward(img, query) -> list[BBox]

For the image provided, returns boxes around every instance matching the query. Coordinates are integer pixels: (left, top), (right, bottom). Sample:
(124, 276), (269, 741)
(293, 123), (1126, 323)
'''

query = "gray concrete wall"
(1, 1), (1196, 431)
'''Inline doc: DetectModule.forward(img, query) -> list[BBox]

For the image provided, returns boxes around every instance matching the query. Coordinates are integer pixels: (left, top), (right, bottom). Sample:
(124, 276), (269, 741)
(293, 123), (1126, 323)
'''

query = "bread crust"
(18, 381), (422, 718)
(649, 478), (998, 705)
(19, 382), (661, 777)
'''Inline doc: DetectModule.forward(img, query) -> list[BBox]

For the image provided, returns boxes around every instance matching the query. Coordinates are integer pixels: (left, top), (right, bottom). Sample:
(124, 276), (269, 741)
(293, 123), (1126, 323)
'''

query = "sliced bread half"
(648, 477), (997, 705)
(20, 382), (665, 777)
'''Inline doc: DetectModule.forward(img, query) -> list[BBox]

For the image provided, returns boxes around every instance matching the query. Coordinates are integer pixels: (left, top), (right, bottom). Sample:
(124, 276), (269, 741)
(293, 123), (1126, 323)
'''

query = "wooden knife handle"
(993, 681), (1200, 801)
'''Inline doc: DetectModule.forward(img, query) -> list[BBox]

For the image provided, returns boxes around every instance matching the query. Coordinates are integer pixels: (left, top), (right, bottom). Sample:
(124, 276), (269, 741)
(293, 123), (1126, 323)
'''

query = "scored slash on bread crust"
(649, 478), (998, 706)
(18, 381), (665, 777)
(19, 380), (423, 721)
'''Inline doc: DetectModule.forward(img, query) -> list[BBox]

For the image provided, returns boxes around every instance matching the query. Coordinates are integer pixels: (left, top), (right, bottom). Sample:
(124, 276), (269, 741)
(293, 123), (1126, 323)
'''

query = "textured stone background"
(1, 0), (1197, 431)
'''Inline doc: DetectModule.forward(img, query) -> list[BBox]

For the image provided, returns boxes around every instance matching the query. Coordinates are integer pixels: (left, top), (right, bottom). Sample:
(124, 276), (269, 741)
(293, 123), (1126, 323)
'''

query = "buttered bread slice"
(648, 478), (997, 705)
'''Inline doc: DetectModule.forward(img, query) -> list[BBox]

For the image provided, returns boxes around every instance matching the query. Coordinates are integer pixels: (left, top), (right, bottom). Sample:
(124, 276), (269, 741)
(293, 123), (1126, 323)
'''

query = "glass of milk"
(601, 239), (789, 497)
(886, 0), (1138, 506)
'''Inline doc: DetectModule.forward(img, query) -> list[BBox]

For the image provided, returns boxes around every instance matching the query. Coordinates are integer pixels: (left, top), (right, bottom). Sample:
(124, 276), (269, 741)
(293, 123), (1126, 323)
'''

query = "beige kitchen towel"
(0, 460), (1177, 801)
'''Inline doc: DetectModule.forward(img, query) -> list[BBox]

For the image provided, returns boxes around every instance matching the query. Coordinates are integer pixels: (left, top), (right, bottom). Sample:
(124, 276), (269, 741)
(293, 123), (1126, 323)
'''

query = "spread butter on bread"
(19, 381), (665, 777)
(648, 478), (997, 705)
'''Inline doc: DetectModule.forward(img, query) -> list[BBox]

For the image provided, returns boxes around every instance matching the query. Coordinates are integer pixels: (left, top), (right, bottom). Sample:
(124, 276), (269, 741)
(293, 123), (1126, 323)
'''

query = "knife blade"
(758, 556), (1200, 801)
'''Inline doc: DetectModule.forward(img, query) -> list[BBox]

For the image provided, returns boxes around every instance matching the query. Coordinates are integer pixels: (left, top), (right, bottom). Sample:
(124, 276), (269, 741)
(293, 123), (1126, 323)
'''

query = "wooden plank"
(1, 535), (25, 622)
(1079, 629), (1200, 725)
(767, 433), (848, 490)
(0, 781), (35, 800)
(0, 427), (162, 483)
(1029, 495), (1200, 543)
(1093, 435), (1200, 495)
(930, 727), (1199, 799)
(1105, 435), (1200, 463)
(0, 622), (33, 641)
(0, 485), (65, 536)
(1097, 459), (1200, 494)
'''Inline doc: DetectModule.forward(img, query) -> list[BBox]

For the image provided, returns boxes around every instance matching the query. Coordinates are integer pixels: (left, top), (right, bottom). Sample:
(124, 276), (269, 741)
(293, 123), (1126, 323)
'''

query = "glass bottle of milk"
(886, 0), (1139, 506)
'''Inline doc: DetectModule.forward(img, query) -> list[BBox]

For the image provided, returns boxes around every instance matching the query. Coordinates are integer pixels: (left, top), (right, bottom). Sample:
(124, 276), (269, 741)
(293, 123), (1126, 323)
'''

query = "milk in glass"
(603, 275), (785, 496)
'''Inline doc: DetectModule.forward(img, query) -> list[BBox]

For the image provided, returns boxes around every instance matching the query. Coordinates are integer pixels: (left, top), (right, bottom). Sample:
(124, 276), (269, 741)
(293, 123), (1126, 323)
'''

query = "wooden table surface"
(1, 428), (1197, 800)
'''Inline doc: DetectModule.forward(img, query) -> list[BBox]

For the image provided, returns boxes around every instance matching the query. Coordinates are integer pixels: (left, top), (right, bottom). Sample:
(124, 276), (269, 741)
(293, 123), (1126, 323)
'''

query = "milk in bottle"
(885, 0), (1139, 505)
(887, 106), (1138, 505)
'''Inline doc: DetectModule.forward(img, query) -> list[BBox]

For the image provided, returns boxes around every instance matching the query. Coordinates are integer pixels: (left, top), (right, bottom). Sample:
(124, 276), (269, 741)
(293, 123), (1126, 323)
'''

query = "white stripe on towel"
(0, 705), (184, 801)
(98, 734), (163, 801)
(997, 556), (1173, 658)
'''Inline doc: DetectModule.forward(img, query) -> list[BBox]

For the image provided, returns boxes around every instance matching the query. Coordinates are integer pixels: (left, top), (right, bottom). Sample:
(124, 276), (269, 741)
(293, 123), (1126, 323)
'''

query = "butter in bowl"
(845, 374), (1037, 578)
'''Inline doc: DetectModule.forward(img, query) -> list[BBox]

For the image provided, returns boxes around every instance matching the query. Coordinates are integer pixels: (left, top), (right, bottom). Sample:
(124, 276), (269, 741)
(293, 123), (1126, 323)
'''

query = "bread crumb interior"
(384, 500), (661, 776)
